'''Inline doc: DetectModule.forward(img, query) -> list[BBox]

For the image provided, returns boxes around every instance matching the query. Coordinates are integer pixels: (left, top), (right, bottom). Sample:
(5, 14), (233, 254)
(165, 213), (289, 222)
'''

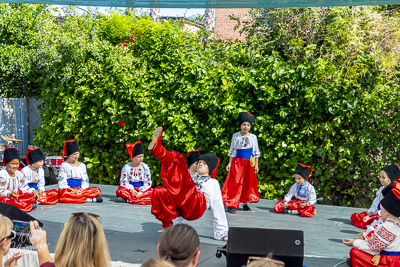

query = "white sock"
(291, 210), (299, 215)
(86, 198), (93, 203)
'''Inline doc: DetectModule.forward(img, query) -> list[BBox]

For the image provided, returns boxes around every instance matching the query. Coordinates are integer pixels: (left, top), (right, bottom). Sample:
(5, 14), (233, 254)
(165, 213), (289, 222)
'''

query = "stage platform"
(28, 184), (363, 267)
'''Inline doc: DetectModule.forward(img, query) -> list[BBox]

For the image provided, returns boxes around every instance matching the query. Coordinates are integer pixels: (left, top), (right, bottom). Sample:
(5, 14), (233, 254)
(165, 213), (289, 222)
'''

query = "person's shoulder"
(233, 132), (241, 136)
(122, 163), (131, 169)
(141, 162), (149, 169)
(250, 133), (258, 138)
(21, 165), (30, 173)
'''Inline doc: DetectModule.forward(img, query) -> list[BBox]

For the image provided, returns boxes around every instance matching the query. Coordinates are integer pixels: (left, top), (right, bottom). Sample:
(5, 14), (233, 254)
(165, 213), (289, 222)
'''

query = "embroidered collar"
(386, 219), (400, 227)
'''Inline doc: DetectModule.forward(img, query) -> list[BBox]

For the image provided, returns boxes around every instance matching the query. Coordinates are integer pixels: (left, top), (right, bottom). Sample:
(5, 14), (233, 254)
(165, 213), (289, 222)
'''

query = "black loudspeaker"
(216, 227), (304, 267)
(0, 203), (44, 248)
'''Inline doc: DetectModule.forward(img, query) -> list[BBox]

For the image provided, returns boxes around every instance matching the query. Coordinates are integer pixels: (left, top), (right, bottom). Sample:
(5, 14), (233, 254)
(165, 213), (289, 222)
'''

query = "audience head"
(141, 258), (175, 267)
(55, 212), (110, 267)
(0, 214), (14, 256)
(158, 224), (201, 267)
(247, 256), (285, 267)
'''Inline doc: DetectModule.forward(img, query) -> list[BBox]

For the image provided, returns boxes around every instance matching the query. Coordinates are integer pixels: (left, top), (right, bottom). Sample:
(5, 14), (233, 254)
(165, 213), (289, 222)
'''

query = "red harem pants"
(59, 187), (101, 203)
(37, 189), (59, 205)
(273, 200), (316, 218)
(222, 157), (259, 208)
(351, 211), (381, 229)
(116, 186), (153, 205)
(150, 143), (207, 229)
(0, 191), (36, 212)
(350, 248), (400, 267)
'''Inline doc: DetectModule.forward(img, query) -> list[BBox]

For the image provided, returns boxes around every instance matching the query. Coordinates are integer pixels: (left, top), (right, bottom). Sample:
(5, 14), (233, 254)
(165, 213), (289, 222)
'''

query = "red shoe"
(148, 127), (163, 151)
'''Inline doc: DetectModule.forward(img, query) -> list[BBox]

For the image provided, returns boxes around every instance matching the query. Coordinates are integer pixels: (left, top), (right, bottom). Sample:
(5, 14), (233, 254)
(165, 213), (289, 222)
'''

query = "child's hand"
(226, 164), (231, 172)
(254, 165), (259, 174)
(136, 191), (143, 198)
(363, 215), (371, 222)
(282, 202), (288, 209)
(342, 238), (355, 246)
(365, 236), (373, 242)
(300, 203), (307, 208)
(130, 188), (138, 197)
(9, 192), (19, 199)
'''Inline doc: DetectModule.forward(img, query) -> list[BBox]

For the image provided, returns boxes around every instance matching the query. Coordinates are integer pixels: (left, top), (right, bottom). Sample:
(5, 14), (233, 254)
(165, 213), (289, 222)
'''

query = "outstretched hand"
(342, 238), (355, 246)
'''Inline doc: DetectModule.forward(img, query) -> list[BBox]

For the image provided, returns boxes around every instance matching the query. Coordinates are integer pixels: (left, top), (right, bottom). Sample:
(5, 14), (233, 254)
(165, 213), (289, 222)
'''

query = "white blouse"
(20, 166), (45, 191)
(367, 186), (384, 215)
(120, 162), (152, 192)
(58, 162), (89, 189)
(228, 132), (260, 158)
(283, 181), (317, 205)
(0, 168), (34, 197)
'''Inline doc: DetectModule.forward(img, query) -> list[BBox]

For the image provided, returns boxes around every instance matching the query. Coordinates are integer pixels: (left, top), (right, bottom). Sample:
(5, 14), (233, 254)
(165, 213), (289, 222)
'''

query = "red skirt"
(222, 157), (259, 208)
(350, 248), (400, 267)
(0, 191), (36, 212)
(150, 143), (207, 229)
(37, 189), (59, 205)
(273, 200), (316, 218)
(116, 185), (153, 205)
(351, 211), (380, 229)
(59, 187), (101, 203)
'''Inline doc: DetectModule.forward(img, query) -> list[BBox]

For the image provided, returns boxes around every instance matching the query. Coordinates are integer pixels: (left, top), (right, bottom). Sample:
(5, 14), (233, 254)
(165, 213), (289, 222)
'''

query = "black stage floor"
(28, 184), (362, 267)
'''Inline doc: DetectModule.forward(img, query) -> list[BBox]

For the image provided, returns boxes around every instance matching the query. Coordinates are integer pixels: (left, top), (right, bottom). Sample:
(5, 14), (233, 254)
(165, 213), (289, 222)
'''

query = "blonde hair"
(247, 257), (285, 267)
(54, 213), (110, 267)
(141, 258), (175, 267)
(0, 214), (13, 240)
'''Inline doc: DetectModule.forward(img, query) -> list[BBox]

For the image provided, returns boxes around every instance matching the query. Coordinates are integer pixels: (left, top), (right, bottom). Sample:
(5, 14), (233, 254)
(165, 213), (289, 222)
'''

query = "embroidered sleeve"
(37, 169), (46, 191)
(120, 165), (133, 190)
(58, 163), (70, 189)
(139, 164), (152, 192)
(251, 134), (260, 158)
(368, 187), (383, 214)
(307, 184), (317, 205)
(354, 225), (397, 255)
(284, 183), (296, 203)
(228, 134), (237, 157)
(18, 172), (34, 193)
(0, 172), (11, 197)
(80, 164), (89, 189)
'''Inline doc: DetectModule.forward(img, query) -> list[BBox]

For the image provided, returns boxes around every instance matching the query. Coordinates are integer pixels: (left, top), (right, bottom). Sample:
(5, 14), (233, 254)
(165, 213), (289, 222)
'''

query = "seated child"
(149, 127), (229, 241)
(343, 180), (400, 266)
(58, 140), (103, 203)
(116, 141), (153, 205)
(273, 163), (317, 218)
(21, 148), (59, 205)
(351, 164), (400, 229)
(0, 146), (36, 212)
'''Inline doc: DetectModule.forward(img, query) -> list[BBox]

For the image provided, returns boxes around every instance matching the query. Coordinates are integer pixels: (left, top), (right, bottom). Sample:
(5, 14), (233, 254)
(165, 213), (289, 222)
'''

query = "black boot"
(227, 207), (236, 214)
(243, 204), (251, 211)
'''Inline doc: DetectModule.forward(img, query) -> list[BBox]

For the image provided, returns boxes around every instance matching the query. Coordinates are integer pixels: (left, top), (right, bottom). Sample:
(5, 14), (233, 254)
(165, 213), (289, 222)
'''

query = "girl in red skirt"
(58, 140), (102, 203)
(273, 163), (317, 218)
(351, 165), (400, 229)
(222, 112), (260, 213)
(21, 148), (59, 205)
(116, 141), (154, 205)
(0, 146), (36, 212)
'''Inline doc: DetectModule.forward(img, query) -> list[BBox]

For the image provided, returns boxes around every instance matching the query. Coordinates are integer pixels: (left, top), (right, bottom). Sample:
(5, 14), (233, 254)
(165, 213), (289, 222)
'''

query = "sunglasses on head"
(0, 230), (16, 243)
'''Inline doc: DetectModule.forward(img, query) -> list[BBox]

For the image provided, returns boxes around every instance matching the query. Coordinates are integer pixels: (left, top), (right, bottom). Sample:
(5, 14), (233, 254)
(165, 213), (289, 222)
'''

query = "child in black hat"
(0, 146), (36, 212)
(116, 141), (154, 204)
(149, 127), (228, 241)
(343, 180), (400, 266)
(350, 164), (399, 229)
(222, 112), (260, 214)
(58, 140), (103, 203)
(273, 163), (317, 217)
(21, 147), (59, 205)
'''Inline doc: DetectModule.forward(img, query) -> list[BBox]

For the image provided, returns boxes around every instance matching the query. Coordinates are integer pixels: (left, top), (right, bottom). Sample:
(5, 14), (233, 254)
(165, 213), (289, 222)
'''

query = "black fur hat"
(380, 181), (400, 217)
(2, 147), (20, 167)
(238, 112), (255, 127)
(381, 165), (400, 182)
(187, 150), (200, 168)
(294, 163), (313, 181)
(62, 140), (80, 159)
(126, 141), (144, 160)
(198, 154), (219, 175)
(27, 148), (45, 165)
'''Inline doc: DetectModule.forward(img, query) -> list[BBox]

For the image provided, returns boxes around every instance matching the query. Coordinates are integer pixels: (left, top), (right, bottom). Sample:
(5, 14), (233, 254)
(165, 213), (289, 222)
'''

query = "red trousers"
(116, 186), (153, 205)
(150, 142), (207, 229)
(0, 191), (36, 212)
(37, 189), (59, 205)
(59, 187), (101, 203)
(222, 157), (259, 208)
(350, 248), (400, 267)
(351, 211), (380, 229)
(273, 200), (316, 218)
